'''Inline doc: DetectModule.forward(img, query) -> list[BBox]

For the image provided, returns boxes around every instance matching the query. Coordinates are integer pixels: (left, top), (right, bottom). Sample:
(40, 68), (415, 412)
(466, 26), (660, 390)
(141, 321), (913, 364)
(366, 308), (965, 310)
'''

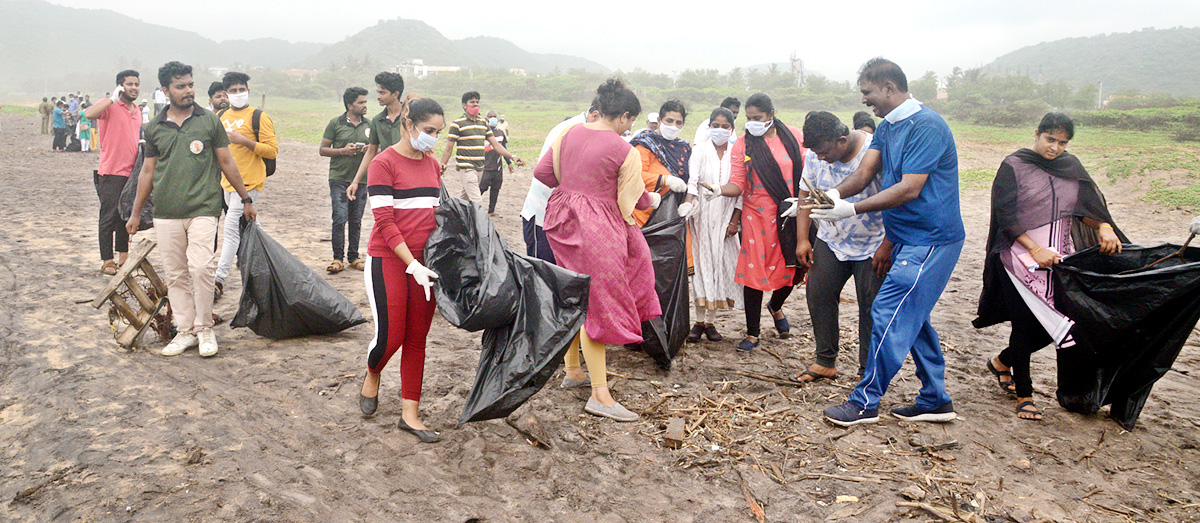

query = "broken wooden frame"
(92, 238), (171, 349)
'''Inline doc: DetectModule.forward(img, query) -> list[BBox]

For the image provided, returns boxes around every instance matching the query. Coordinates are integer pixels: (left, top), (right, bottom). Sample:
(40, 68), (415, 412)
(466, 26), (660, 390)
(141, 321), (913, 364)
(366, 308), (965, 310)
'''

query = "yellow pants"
(563, 326), (607, 388)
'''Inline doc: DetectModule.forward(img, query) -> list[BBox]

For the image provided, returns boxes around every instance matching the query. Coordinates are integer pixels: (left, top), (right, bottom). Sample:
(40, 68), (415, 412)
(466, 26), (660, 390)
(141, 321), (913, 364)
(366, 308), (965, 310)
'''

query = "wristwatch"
(242, 196), (253, 204)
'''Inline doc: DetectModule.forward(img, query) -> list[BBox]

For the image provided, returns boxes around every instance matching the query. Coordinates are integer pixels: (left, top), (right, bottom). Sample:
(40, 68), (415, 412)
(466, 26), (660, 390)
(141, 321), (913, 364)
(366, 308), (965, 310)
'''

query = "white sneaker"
(162, 333), (198, 356)
(197, 328), (218, 358)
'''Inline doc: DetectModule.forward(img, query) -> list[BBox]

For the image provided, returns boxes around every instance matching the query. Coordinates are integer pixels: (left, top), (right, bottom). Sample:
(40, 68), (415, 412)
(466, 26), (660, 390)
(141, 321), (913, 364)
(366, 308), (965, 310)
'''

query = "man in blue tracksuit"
(808, 57), (965, 426)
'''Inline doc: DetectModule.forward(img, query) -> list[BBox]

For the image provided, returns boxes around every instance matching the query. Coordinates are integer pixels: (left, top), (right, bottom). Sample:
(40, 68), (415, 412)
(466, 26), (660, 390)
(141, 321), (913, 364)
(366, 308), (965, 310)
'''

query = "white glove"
(1191, 216), (1200, 235)
(664, 176), (688, 193)
(677, 201), (697, 219)
(110, 85), (125, 103)
(405, 261), (439, 301)
(647, 191), (662, 209)
(700, 184), (720, 202)
(779, 197), (799, 218)
(809, 191), (857, 222)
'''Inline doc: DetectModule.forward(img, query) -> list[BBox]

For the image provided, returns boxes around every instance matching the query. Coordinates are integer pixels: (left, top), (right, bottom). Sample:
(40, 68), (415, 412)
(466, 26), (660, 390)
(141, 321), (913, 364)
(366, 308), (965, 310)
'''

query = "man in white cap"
(626, 112), (659, 142)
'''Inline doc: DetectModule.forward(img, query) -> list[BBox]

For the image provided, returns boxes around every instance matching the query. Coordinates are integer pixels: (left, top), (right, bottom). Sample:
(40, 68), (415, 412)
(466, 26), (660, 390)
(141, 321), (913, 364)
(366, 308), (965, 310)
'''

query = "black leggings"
(743, 285), (794, 337)
(479, 169), (503, 214)
(996, 277), (1053, 397)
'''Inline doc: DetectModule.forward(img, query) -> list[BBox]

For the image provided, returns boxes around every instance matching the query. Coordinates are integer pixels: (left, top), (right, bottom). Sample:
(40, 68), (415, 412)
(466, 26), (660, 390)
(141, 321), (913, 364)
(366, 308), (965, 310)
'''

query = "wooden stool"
(92, 238), (172, 349)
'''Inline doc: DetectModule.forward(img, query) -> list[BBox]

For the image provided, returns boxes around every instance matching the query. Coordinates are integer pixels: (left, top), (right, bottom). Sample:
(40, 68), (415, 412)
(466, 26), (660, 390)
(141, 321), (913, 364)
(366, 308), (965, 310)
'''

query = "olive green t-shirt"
(323, 113), (371, 182)
(368, 108), (405, 150)
(144, 104), (231, 219)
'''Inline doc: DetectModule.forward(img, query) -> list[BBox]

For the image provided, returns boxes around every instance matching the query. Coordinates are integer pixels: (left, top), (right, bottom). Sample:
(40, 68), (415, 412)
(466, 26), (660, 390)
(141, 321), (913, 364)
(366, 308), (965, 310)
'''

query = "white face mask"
(658, 124), (682, 141)
(709, 127), (732, 146)
(410, 132), (437, 152)
(745, 120), (773, 137)
(228, 91), (249, 108)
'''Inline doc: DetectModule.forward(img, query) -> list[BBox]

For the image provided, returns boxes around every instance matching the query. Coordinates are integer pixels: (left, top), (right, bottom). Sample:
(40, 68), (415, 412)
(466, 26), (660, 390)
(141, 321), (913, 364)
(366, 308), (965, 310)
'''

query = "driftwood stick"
(1119, 233), (1194, 274)
(895, 501), (955, 520)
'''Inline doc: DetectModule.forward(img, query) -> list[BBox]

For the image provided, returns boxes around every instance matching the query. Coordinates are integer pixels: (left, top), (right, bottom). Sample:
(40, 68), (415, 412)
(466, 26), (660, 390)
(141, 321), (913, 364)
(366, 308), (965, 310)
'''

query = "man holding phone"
(319, 86), (372, 273)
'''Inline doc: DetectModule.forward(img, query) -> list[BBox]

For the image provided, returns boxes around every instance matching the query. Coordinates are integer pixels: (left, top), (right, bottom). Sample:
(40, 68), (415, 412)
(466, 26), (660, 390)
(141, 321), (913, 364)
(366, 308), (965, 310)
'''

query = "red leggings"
(364, 255), (437, 401)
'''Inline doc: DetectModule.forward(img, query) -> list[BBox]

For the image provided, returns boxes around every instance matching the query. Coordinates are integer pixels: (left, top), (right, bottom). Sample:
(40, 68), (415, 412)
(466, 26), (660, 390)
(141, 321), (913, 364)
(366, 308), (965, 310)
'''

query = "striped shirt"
(366, 147), (441, 260)
(447, 114), (494, 170)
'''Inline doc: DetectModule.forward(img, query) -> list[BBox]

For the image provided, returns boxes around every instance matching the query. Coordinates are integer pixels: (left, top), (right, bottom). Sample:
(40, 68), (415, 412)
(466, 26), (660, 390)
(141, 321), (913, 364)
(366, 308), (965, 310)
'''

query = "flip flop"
(796, 369), (838, 383)
(1016, 400), (1043, 421)
(987, 359), (1017, 395)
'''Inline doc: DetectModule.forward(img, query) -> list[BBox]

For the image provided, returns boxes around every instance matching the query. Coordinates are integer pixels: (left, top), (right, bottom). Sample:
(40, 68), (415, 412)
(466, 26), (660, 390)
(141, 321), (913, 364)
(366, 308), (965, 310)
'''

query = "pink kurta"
(534, 125), (662, 345)
(729, 126), (804, 292)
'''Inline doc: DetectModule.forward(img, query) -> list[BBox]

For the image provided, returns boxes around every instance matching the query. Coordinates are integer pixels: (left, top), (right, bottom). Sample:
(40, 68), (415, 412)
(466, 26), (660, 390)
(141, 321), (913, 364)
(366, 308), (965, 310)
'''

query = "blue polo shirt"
(869, 105), (965, 246)
(52, 108), (65, 128)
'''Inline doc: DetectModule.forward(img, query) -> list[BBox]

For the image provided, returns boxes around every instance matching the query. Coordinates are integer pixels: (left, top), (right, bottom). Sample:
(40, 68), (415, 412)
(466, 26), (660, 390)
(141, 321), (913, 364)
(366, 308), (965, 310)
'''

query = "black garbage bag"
(424, 190), (590, 425)
(231, 221), (367, 339)
(634, 191), (689, 370)
(116, 131), (153, 230)
(1053, 243), (1200, 429)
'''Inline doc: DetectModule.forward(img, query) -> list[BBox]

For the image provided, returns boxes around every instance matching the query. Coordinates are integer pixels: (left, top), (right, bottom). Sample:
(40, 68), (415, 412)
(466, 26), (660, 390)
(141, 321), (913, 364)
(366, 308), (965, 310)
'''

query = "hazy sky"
(48, 0), (1200, 81)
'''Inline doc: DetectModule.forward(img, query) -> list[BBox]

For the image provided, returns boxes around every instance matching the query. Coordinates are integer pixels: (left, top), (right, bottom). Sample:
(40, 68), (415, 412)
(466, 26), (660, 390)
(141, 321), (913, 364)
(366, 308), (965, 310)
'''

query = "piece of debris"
(664, 417), (686, 449)
(186, 446), (204, 465)
(835, 495), (859, 503)
(506, 413), (552, 449)
(900, 485), (926, 501)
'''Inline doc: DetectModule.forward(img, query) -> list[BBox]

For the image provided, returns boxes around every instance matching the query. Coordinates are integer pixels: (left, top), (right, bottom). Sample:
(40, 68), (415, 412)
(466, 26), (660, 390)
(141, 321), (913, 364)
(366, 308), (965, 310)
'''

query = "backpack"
(219, 108), (276, 176)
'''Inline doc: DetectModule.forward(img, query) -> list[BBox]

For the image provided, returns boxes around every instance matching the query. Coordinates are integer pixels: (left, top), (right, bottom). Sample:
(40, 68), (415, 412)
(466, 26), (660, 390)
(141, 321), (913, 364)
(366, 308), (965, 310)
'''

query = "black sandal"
(686, 323), (705, 343)
(987, 358), (1017, 395)
(358, 371), (378, 416)
(1016, 400), (1043, 421)
(795, 369), (838, 383)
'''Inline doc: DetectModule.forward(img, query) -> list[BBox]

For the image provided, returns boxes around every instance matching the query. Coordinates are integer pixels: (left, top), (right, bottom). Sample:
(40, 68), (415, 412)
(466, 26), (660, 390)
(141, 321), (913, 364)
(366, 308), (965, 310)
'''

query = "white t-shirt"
(800, 132), (885, 261)
(153, 90), (167, 104)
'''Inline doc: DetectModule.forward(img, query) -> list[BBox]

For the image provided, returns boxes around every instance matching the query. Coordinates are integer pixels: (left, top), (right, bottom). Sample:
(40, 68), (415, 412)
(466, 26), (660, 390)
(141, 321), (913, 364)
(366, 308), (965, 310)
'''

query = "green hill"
(0, 0), (325, 94)
(299, 19), (608, 75)
(985, 27), (1200, 97)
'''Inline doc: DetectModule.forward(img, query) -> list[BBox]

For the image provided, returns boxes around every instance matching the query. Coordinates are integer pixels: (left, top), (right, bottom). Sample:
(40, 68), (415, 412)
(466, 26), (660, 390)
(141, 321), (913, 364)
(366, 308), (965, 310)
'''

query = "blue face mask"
(488, 117), (498, 127)
(410, 132), (437, 152)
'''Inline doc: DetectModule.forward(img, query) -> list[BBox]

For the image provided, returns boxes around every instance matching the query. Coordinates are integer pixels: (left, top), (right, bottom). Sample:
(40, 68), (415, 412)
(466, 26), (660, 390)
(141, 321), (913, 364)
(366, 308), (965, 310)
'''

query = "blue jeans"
(330, 180), (367, 262)
(848, 240), (963, 411)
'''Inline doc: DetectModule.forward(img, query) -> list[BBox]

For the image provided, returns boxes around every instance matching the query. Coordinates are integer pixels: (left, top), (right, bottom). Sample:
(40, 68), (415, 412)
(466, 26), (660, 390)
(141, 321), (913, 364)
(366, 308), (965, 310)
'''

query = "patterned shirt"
(801, 133), (886, 261)
(447, 113), (494, 170)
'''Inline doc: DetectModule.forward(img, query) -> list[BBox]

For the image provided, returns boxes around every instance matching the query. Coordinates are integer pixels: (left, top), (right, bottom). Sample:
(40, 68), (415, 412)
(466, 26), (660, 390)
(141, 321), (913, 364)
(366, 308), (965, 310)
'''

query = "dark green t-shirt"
(144, 104), (231, 219)
(368, 108), (405, 150)
(323, 113), (371, 182)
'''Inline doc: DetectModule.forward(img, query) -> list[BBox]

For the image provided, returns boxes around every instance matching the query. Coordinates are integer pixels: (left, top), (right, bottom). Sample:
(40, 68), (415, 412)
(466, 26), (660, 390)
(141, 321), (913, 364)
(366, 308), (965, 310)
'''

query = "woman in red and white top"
(358, 97), (445, 443)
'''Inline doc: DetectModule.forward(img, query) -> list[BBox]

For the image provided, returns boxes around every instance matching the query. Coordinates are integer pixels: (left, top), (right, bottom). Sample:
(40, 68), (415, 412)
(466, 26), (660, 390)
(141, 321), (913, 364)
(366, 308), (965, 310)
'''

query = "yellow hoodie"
(219, 105), (278, 192)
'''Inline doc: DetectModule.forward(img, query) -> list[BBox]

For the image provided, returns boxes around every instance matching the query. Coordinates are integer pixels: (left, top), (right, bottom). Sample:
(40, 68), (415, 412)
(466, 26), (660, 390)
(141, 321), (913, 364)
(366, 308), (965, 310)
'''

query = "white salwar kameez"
(687, 139), (743, 310)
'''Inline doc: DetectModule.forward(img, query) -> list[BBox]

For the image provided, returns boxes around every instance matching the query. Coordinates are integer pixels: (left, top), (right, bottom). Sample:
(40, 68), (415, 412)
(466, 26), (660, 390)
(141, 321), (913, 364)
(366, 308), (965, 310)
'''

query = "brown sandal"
(326, 260), (345, 274)
(101, 260), (119, 276)
(349, 259), (366, 271)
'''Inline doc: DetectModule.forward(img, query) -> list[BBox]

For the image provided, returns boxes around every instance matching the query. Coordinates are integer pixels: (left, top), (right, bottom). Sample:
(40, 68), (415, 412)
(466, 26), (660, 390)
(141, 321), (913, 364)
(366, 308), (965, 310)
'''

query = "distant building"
(936, 88), (949, 101)
(508, 68), (527, 77)
(391, 59), (462, 78)
(208, 66), (230, 77)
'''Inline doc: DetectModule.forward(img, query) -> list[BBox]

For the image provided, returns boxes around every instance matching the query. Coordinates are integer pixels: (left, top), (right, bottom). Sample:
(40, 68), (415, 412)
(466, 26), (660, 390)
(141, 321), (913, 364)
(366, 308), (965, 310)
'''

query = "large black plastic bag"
(231, 221), (367, 338)
(117, 132), (153, 230)
(1053, 243), (1200, 429)
(424, 190), (590, 425)
(635, 191), (689, 370)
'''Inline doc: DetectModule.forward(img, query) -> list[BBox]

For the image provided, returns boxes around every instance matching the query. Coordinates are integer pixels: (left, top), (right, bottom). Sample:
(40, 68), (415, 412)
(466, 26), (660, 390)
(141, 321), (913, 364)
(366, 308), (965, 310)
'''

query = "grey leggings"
(805, 238), (881, 375)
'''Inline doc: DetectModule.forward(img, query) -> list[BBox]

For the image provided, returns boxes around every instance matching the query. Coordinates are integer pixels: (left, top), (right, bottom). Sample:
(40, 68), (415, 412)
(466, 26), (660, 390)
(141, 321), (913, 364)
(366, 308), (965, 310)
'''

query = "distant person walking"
(52, 101), (67, 151)
(320, 87), (372, 273)
(153, 87), (167, 116)
(213, 71), (278, 299)
(126, 61), (257, 359)
(38, 97), (52, 134)
(479, 110), (513, 216)
(85, 70), (143, 274)
(439, 91), (522, 207)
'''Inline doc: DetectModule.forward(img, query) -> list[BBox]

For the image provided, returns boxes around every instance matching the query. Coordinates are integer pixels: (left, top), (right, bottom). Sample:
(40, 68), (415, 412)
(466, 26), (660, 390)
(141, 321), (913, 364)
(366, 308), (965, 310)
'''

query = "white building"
(392, 59), (462, 79)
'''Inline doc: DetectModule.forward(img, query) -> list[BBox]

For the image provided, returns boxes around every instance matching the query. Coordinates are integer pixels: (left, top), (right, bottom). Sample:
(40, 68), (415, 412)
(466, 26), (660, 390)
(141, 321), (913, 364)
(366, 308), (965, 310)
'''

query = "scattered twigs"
(1077, 429), (1106, 463)
(720, 368), (804, 387)
(10, 465), (84, 505)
